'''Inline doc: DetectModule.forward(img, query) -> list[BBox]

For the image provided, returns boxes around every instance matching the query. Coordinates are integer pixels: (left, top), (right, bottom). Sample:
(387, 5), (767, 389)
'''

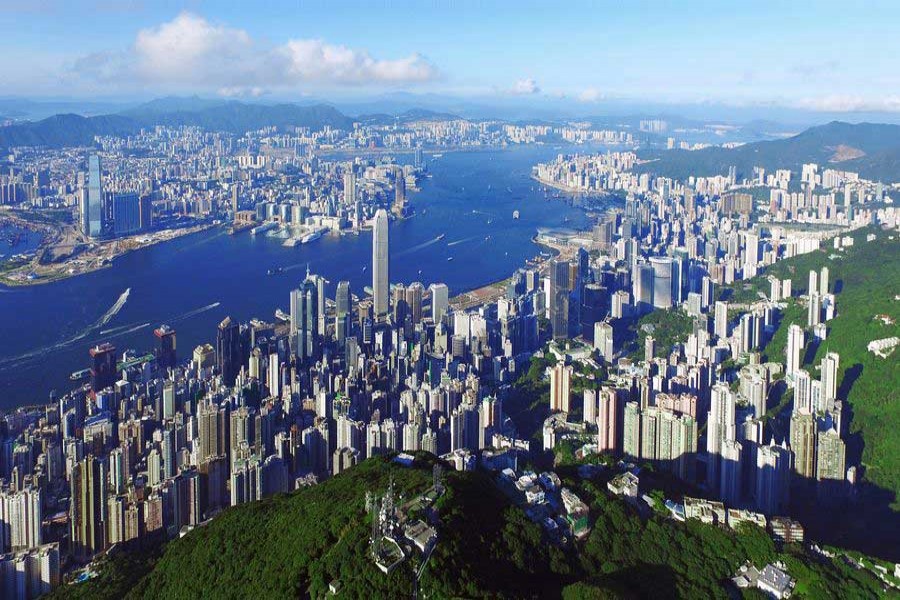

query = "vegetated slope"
(635, 121), (900, 182)
(53, 454), (889, 599)
(759, 228), (900, 505)
(0, 101), (355, 149)
(0, 114), (138, 148)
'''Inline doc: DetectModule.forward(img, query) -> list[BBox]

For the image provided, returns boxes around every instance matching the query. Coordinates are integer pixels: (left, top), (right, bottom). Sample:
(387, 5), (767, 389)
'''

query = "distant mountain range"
(1, 99), (899, 183)
(0, 99), (354, 149)
(635, 121), (900, 182)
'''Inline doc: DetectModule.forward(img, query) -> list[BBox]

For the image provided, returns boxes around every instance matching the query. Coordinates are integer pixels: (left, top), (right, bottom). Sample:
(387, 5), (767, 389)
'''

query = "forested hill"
(0, 100), (354, 149)
(635, 121), (900, 182)
(51, 454), (888, 599)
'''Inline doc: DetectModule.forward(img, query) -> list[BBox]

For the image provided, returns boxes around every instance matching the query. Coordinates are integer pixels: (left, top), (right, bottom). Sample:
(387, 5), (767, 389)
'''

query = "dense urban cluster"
(1, 115), (899, 599)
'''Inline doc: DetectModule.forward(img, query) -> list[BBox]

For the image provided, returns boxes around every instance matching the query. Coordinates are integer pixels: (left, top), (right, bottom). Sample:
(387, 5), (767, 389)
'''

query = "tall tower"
(373, 209), (389, 321)
(86, 154), (104, 238)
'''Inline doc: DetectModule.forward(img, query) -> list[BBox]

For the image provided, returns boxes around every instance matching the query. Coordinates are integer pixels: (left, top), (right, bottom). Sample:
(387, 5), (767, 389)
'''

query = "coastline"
(0, 222), (217, 288)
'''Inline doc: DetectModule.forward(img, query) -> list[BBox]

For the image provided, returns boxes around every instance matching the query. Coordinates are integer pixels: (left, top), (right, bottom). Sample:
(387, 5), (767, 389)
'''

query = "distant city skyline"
(1, 0), (899, 117)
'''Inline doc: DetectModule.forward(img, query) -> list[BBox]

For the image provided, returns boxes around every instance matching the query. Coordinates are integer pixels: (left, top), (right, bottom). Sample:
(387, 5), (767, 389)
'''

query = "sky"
(0, 0), (898, 116)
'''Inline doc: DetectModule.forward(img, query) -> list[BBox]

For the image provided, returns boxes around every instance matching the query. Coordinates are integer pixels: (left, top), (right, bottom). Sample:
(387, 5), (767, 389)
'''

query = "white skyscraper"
(430, 283), (449, 324)
(820, 352), (840, 411)
(786, 324), (804, 377)
(373, 209), (389, 321)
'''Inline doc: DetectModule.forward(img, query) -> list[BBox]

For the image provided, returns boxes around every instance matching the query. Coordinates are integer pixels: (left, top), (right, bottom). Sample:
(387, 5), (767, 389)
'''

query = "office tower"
(820, 352), (839, 411)
(290, 276), (319, 363)
(0, 487), (42, 551)
(816, 428), (846, 481)
(633, 262), (654, 311)
(583, 389), (597, 424)
(231, 184), (239, 218)
(393, 167), (406, 213)
(786, 325), (804, 377)
(154, 325), (177, 370)
(789, 412), (816, 478)
(549, 363), (572, 413)
(406, 282), (425, 325)
(335, 281), (351, 343)
(139, 194), (152, 230)
(86, 154), (104, 238)
(594, 321), (614, 362)
(714, 301), (729, 339)
(216, 317), (241, 385)
(597, 389), (618, 453)
(549, 259), (570, 340)
(754, 440), (791, 515)
(267, 352), (280, 398)
(343, 169), (356, 205)
(580, 283), (608, 340)
(430, 283), (449, 324)
(650, 257), (673, 309)
(373, 209), (389, 321)
(111, 192), (141, 236)
(79, 187), (89, 236)
(89, 343), (117, 393)
(71, 455), (107, 559)
(392, 283), (408, 325)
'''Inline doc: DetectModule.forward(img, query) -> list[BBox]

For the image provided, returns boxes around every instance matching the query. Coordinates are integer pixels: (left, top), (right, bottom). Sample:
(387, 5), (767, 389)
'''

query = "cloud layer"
(75, 12), (438, 92)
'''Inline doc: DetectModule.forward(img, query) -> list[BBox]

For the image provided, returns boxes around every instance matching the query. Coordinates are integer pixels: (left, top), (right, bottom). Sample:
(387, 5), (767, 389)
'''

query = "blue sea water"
(0, 144), (618, 410)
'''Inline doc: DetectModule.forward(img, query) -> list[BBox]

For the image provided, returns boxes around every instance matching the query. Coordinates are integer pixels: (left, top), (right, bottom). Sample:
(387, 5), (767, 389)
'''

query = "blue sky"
(1, 0), (897, 114)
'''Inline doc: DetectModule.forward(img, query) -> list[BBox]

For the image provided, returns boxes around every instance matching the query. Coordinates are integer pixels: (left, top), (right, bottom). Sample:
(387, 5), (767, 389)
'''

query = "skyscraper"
(373, 209), (389, 321)
(429, 283), (449, 324)
(154, 325), (177, 370)
(650, 256), (673, 309)
(786, 324), (804, 378)
(597, 388), (618, 453)
(89, 343), (117, 393)
(290, 276), (319, 363)
(216, 317), (241, 385)
(549, 363), (572, 413)
(594, 321), (614, 362)
(549, 259), (570, 340)
(820, 352), (840, 411)
(86, 154), (104, 238)
(335, 281), (351, 343)
(71, 455), (107, 560)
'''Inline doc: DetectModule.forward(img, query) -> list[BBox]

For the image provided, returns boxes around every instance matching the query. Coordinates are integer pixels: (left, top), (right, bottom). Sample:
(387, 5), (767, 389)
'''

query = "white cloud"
(280, 40), (436, 84)
(795, 95), (900, 113)
(578, 88), (604, 103)
(74, 12), (438, 89)
(508, 78), (540, 95)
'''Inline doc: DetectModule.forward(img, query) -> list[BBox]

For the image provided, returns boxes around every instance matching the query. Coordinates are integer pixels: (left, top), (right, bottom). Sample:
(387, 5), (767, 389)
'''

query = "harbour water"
(0, 144), (619, 410)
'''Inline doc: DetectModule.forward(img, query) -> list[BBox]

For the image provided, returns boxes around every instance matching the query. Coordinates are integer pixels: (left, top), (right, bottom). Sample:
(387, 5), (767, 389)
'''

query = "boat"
(301, 229), (326, 244)
(447, 257), (454, 262)
(506, 186), (513, 193)
(70, 368), (91, 381)
(274, 309), (290, 321)
(432, 153), (443, 159)
(513, 210), (520, 219)
(436, 233), (446, 241)
(266, 267), (283, 276)
(362, 266), (368, 272)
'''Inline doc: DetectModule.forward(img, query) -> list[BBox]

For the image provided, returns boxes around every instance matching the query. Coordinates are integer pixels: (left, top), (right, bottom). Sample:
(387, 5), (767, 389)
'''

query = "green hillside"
(51, 455), (890, 599)
(635, 121), (900, 182)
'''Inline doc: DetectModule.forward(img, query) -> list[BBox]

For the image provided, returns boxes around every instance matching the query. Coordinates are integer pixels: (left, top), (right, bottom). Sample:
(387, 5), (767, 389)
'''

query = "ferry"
(446, 257), (454, 262)
(70, 369), (91, 381)
(436, 233), (446, 241)
(513, 210), (520, 219)
(301, 229), (326, 244)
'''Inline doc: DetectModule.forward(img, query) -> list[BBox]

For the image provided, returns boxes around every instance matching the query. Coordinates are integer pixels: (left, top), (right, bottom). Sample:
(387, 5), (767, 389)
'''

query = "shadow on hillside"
(597, 563), (680, 598)
(833, 278), (843, 294)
